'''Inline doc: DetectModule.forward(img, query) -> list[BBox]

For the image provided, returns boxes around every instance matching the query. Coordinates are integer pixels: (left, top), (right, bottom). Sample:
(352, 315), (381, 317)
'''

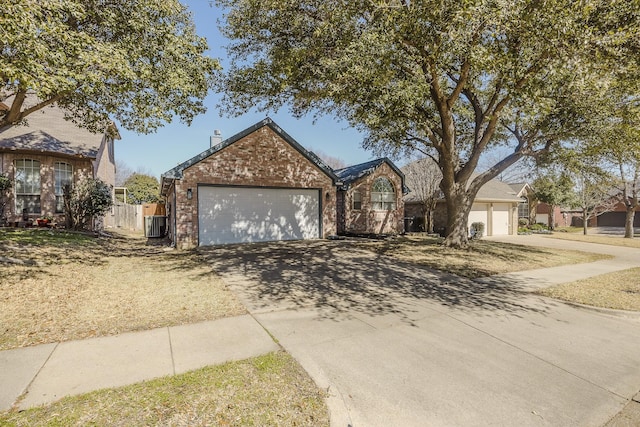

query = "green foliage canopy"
(216, 0), (639, 247)
(123, 173), (161, 204)
(1, 0), (219, 134)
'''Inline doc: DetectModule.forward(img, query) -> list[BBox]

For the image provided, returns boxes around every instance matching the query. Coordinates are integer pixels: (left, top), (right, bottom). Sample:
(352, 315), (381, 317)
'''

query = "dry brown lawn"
(537, 268), (640, 311)
(0, 229), (245, 350)
(548, 232), (640, 249)
(360, 235), (609, 278)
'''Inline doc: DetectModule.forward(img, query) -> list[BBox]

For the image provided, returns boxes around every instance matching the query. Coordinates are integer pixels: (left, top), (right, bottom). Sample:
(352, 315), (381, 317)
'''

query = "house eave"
(0, 146), (97, 160)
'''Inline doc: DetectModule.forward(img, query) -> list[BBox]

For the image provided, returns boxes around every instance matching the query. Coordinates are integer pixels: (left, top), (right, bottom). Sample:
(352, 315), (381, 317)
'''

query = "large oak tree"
(216, 0), (639, 247)
(1, 0), (219, 134)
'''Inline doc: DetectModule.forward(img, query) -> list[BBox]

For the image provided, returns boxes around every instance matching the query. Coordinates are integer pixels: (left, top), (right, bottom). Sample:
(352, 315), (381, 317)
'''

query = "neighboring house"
(405, 177), (522, 236)
(0, 98), (119, 226)
(508, 182), (536, 224)
(160, 119), (407, 248)
(508, 182), (595, 228)
(591, 197), (640, 228)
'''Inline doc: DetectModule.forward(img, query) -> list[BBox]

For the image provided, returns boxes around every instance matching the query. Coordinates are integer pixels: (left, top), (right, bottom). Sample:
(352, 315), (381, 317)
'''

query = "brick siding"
(0, 152), (93, 223)
(171, 126), (336, 248)
(340, 162), (405, 235)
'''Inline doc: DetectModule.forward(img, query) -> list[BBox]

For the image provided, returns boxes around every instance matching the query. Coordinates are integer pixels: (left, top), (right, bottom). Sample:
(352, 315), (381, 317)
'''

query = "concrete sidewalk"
(484, 234), (640, 292)
(0, 314), (279, 411)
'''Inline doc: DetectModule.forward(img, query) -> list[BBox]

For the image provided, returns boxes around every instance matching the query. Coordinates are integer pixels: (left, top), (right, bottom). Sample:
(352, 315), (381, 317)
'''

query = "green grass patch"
(537, 268), (640, 311)
(363, 235), (609, 278)
(0, 352), (329, 426)
(0, 228), (97, 246)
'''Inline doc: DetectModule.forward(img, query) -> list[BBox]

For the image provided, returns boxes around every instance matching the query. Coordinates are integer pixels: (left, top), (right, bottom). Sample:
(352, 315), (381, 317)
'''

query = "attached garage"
(466, 202), (513, 237)
(160, 119), (340, 249)
(198, 186), (321, 245)
(596, 211), (640, 228)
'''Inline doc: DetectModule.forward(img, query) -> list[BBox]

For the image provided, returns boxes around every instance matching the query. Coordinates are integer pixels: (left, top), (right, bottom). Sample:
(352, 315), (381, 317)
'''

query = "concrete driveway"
(202, 237), (640, 427)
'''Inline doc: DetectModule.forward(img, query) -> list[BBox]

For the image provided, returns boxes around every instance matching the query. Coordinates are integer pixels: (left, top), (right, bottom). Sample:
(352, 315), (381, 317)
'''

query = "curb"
(561, 301), (640, 321)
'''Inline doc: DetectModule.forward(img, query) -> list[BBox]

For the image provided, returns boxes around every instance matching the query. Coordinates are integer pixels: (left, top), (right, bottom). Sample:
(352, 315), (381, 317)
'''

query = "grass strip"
(537, 268), (640, 311)
(0, 351), (329, 427)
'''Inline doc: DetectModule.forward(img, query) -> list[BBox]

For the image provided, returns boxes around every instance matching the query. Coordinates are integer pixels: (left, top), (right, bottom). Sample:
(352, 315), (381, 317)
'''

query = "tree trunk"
(426, 209), (434, 234)
(426, 199), (436, 234)
(443, 191), (474, 248)
(63, 184), (74, 229)
(582, 210), (588, 235)
(624, 208), (635, 239)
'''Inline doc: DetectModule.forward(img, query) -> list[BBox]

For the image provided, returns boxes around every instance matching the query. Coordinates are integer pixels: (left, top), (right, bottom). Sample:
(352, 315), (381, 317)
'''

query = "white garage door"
(198, 186), (320, 245)
(468, 204), (488, 235)
(492, 203), (511, 236)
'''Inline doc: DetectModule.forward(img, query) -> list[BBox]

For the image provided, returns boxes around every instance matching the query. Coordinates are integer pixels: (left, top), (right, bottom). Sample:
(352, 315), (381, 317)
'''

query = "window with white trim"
(371, 177), (396, 211)
(352, 190), (362, 210)
(518, 198), (529, 219)
(54, 162), (73, 213)
(15, 159), (41, 214)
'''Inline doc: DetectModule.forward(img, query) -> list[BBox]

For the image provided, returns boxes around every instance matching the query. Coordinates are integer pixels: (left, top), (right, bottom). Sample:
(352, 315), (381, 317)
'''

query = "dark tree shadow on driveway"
(198, 240), (553, 323)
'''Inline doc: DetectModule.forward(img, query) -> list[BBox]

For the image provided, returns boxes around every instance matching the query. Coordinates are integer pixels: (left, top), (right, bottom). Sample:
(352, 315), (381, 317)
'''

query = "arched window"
(371, 177), (396, 211)
(15, 159), (41, 214)
(54, 162), (73, 213)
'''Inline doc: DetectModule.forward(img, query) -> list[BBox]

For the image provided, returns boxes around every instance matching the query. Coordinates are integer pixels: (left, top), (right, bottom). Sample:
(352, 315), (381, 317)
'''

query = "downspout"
(172, 180), (177, 248)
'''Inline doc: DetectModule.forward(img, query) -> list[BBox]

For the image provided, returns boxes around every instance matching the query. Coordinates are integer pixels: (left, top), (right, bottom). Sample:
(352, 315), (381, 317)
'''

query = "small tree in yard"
(63, 178), (113, 231)
(402, 158), (442, 233)
(532, 171), (576, 230)
(0, 174), (11, 224)
(573, 169), (620, 235)
(122, 173), (161, 204)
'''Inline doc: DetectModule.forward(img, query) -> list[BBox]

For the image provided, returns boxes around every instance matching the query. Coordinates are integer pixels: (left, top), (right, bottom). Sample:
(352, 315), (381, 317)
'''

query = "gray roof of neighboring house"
(474, 178), (523, 202)
(334, 158), (409, 193)
(0, 98), (108, 158)
(404, 174), (523, 204)
(161, 118), (340, 187)
(508, 182), (531, 198)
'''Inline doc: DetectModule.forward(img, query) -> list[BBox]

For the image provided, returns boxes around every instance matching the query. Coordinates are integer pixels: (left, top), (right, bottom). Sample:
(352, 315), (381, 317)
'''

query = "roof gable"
(161, 118), (339, 183)
(334, 157), (408, 193)
(508, 182), (532, 198)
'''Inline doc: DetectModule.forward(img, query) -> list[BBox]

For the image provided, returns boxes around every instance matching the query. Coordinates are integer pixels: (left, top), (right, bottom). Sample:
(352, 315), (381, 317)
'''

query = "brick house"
(160, 119), (406, 248)
(0, 98), (118, 226)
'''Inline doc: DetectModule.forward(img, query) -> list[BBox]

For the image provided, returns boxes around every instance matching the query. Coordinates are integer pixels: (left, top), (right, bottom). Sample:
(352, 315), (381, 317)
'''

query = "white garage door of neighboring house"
(491, 203), (511, 236)
(198, 186), (320, 245)
(468, 204), (488, 235)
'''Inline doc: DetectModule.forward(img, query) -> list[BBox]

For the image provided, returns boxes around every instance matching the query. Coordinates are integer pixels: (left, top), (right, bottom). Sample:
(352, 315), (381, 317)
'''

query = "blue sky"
(116, 0), (375, 179)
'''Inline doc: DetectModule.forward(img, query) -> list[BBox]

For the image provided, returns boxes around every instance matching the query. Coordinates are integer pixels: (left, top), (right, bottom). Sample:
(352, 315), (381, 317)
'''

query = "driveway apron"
(203, 239), (640, 427)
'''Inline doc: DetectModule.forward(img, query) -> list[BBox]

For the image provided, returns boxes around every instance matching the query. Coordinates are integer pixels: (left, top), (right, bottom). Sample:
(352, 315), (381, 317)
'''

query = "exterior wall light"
(187, 188), (192, 200)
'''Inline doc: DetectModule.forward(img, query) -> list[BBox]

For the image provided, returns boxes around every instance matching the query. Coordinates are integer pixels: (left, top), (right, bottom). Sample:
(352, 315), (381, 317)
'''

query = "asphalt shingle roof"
(0, 98), (105, 158)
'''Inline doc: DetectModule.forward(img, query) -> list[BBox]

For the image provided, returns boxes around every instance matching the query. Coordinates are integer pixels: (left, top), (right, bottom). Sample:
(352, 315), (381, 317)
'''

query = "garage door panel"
(198, 187), (320, 245)
(492, 204), (510, 236)
(468, 204), (488, 234)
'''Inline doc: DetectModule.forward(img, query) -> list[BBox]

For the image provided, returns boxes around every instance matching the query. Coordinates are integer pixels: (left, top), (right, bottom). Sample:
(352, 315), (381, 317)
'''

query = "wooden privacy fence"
(104, 203), (143, 230)
(104, 203), (166, 232)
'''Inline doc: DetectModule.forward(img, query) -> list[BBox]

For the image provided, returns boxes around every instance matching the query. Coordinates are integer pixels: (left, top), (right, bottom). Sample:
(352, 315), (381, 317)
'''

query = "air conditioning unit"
(144, 215), (166, 238)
